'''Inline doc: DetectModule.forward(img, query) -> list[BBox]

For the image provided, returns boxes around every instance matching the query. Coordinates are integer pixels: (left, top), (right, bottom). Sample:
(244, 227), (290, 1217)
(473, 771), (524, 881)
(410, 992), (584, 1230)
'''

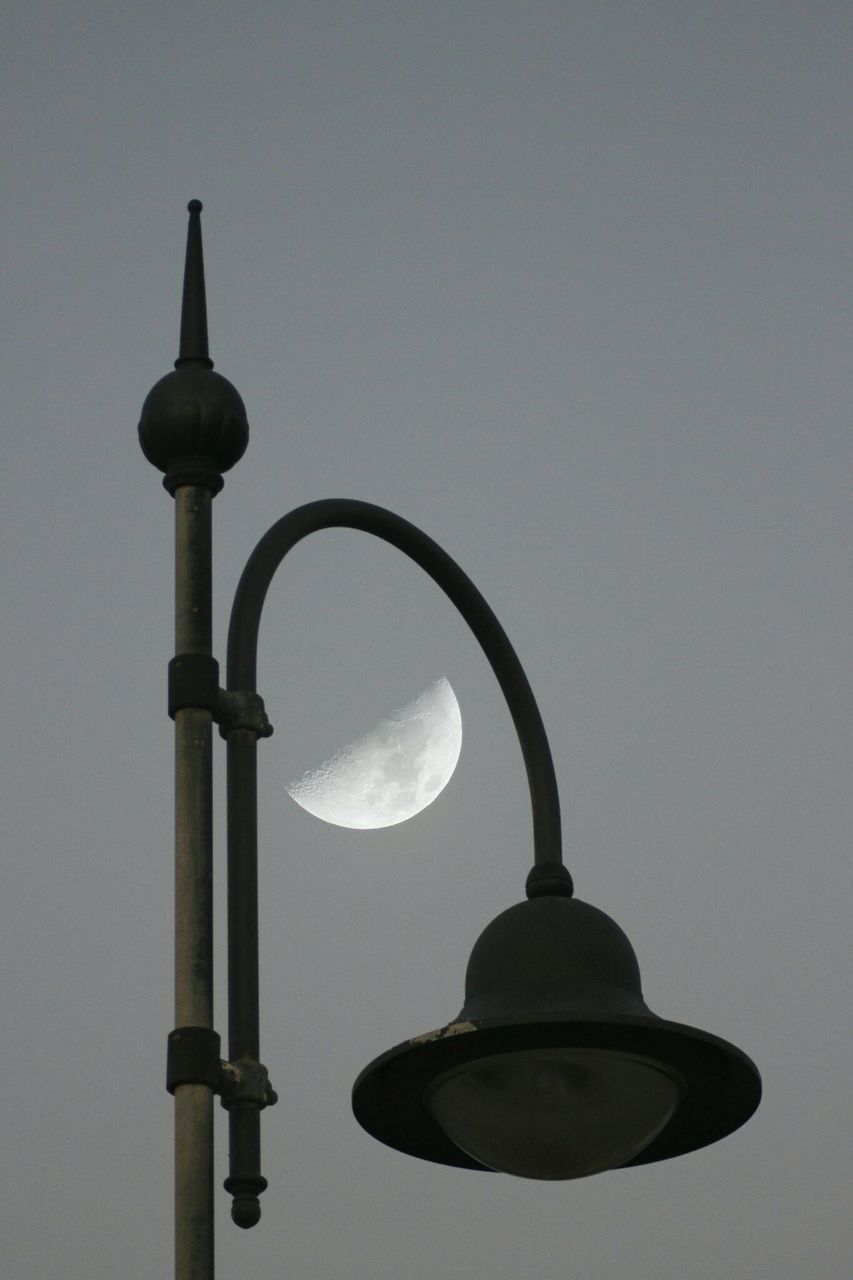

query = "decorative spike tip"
(176, 200), (213, 369)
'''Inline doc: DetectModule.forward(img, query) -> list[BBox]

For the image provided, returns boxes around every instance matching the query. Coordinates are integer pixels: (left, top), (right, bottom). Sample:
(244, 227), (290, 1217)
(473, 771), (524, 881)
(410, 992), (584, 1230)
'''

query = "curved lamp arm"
(221, 497), (572, 1228)
(229, 497), (567, 878)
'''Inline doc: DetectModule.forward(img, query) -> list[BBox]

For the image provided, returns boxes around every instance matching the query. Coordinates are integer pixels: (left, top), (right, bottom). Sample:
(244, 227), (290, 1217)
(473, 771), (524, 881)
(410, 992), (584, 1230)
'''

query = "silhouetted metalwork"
(221, 497), (574, 1228)
(139, 202), (760, 1280)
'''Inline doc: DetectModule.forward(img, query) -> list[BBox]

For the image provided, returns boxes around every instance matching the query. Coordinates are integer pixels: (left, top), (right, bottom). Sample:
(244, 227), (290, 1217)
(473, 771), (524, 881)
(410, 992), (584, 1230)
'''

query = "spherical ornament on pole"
(138, 201), (249, 494)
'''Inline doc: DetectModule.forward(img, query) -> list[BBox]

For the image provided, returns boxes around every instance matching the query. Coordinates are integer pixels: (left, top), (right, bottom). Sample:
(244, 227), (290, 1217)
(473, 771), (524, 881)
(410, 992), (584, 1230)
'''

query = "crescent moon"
(286, 677), (462, 829)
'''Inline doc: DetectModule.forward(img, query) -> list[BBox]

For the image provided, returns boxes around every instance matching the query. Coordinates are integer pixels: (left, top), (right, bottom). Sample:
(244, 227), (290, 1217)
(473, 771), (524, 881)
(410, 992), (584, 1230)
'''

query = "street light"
(139, 203), (761, 1280)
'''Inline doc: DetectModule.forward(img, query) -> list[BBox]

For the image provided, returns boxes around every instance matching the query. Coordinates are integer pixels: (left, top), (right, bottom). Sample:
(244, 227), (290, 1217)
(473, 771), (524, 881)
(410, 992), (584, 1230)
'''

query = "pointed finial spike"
(176, 200), (213, 369)
(139, 200), (249, 488)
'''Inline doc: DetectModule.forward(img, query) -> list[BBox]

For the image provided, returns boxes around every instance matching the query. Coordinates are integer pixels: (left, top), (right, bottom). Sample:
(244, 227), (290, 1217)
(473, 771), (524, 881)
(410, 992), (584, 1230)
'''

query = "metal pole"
(174, 484), (215, 1280)
(139, 200), (249, 1275)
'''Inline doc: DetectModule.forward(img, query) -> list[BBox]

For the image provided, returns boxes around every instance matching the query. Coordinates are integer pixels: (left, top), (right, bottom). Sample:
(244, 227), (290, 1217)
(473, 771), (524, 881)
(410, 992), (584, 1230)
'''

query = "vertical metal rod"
(220, 727), (263, 1223)
(174, 485), (215, 1280)
(226, 736), (259, 1063)
(224, 731), (266, 1227)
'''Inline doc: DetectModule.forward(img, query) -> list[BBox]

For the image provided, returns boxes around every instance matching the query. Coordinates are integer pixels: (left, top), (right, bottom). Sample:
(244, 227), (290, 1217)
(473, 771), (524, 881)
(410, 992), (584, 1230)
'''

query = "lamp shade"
(352, 897), (761, 1176)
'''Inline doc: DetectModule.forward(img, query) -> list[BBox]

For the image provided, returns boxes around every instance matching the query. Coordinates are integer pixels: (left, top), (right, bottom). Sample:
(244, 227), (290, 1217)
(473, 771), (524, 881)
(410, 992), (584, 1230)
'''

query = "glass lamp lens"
(427, 1048), (683, 1179)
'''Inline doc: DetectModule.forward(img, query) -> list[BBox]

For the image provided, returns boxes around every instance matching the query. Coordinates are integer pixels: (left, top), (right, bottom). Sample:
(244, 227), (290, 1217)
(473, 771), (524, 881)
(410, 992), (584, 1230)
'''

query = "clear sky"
(2, 2), (851, 1277)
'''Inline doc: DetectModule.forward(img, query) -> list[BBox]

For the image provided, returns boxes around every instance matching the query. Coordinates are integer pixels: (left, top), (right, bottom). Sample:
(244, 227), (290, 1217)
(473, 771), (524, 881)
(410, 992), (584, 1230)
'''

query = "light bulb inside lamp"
(427, 1048), (684, 1179)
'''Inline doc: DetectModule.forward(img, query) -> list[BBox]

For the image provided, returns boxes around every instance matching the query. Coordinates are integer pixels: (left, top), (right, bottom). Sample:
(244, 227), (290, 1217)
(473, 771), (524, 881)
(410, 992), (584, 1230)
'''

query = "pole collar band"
(168, 654), (221, 718)
(166, 1026), (222, 1093)
(162, 457), (225, 496)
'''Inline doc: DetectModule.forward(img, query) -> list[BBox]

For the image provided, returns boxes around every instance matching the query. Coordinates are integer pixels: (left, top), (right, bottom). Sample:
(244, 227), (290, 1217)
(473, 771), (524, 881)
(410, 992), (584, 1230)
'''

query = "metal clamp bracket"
(219, 1057), (278, 1110)
(168, 657), (273, 740)
(166, 1030), (278, 1113)
(216, 689), (274, 740)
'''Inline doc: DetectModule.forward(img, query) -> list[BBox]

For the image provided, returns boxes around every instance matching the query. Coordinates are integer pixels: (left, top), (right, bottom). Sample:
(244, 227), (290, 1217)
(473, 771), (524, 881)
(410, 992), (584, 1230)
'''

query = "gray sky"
(2, 2), (851, 1276)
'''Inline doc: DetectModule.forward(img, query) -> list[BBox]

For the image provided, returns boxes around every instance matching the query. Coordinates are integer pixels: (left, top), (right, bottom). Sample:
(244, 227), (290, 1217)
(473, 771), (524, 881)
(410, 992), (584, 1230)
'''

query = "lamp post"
(139, 203), (761, 1280)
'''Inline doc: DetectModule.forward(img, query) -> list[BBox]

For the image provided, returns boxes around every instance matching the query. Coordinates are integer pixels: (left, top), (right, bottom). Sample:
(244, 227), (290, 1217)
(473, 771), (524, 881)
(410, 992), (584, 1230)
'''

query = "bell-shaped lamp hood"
(352, 896), (761, 1178)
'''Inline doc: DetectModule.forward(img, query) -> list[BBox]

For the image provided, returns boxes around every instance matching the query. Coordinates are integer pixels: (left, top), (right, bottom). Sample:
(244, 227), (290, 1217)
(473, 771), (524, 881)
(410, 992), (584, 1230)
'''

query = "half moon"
(286, 677), (462, 829)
